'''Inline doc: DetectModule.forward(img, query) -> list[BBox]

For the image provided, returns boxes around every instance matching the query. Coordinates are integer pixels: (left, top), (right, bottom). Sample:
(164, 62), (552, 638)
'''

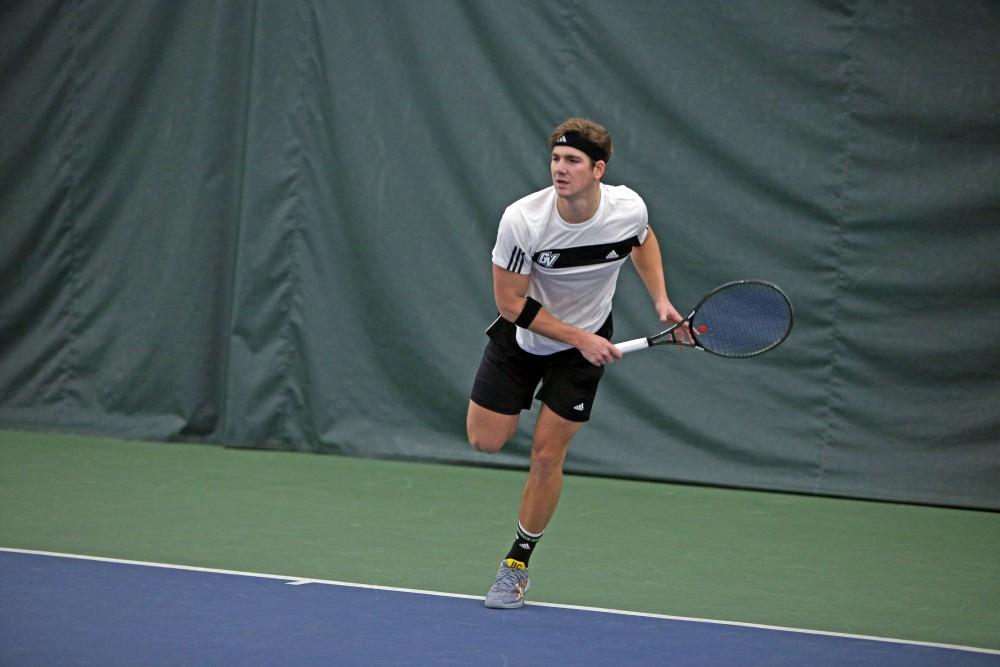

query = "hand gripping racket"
(616, 280), (793, 358)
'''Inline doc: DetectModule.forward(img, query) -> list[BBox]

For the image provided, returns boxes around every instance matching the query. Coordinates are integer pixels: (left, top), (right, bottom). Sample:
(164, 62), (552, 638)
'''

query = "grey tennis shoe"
(484, 558), (531, 609)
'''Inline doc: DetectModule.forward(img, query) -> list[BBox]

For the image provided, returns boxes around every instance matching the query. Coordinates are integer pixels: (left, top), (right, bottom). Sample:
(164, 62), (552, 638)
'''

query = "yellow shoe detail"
(504, 558), (527, 570)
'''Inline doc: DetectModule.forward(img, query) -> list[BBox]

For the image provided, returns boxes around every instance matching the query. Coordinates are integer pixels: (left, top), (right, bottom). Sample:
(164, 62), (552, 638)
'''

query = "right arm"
(492, 264), (622, 366)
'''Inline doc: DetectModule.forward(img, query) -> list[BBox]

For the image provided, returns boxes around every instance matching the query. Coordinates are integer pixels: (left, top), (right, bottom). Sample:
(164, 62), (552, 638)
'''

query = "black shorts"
(470, 314), (612, 423)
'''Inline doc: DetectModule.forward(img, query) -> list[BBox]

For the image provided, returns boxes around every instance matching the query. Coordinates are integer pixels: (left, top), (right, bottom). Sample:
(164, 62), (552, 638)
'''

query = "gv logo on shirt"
(536, 252), (560, 268)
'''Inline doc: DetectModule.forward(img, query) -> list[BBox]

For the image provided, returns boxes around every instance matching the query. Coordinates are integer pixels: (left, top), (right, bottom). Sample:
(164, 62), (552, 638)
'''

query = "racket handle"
(615, 337), (650, 354)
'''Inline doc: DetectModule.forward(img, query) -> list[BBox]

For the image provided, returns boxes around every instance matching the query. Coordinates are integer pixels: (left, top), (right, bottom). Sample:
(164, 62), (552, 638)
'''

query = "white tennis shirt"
(491, 183), (649, 355)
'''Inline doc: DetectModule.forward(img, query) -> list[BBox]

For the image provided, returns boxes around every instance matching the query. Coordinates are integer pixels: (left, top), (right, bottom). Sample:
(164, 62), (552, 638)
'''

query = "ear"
(593, 160), (606, 180)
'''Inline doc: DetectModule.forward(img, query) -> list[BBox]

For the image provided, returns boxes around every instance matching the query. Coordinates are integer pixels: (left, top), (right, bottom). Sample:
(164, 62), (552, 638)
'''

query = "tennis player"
(467, 117), (685, 608)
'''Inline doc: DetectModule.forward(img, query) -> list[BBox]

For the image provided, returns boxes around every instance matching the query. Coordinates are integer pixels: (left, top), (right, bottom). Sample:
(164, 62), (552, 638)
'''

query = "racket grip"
(615, 337), (650, 354)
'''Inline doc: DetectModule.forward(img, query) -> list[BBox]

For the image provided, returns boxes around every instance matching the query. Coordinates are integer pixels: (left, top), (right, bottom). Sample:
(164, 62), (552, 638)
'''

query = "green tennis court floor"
(1, 429), (997, 650)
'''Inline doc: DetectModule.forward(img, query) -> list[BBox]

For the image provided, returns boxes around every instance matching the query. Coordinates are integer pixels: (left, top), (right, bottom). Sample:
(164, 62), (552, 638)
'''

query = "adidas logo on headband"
(552, 131), (608, 162)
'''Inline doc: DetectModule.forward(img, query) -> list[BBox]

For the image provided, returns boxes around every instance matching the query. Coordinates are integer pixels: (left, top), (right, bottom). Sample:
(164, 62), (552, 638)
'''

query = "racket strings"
(691, 284), (791, 357)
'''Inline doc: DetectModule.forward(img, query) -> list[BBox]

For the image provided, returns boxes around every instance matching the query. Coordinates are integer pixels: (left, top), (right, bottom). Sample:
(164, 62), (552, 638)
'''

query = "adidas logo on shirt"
(605, 250), (619, 260)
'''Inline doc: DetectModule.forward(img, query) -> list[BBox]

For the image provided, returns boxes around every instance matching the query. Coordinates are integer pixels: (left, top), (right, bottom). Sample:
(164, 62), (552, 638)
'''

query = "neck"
(557, 184), (602, 223)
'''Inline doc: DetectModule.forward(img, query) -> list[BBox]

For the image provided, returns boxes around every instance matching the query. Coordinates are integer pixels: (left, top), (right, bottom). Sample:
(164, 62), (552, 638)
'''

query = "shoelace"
(495, 566), (526, 592)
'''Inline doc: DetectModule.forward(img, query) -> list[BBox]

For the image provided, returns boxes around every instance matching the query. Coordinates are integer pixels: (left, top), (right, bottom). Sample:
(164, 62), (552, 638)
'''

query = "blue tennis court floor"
(2, 549), (998, 666)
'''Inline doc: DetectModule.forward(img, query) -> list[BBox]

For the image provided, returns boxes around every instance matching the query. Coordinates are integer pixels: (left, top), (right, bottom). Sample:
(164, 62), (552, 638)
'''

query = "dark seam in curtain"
(58, 0), (84, 410)
(275, 0), (312, 447)
(814, 0), (862, 494)
(222, 0), (260, 445)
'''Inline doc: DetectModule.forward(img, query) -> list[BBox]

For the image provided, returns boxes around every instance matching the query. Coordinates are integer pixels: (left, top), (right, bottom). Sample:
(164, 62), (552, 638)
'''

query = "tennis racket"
(616, 280), (793, 358)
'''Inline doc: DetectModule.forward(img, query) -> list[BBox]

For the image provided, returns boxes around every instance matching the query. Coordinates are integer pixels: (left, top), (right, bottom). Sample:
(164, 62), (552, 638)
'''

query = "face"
(550, 146), (605, 198)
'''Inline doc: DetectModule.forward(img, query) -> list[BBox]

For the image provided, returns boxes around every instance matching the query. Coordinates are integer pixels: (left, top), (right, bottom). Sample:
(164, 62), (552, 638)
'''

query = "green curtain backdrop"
(2, 1), (998, 508)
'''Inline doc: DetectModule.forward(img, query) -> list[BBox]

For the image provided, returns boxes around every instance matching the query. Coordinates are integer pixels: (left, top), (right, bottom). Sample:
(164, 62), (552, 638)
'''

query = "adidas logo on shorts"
(573, 403), (585, 411)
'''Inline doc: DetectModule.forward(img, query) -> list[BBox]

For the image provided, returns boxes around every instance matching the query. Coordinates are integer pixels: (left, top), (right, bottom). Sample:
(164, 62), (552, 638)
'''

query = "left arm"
(630, 227), (685, 327)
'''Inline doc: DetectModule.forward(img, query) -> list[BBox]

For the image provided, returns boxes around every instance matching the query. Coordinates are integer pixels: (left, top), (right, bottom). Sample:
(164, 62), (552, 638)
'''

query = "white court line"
(3, 547), (998, 657)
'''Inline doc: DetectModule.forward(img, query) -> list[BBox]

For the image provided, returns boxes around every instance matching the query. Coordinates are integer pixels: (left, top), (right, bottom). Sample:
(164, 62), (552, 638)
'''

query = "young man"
(467, 117), (686, 608)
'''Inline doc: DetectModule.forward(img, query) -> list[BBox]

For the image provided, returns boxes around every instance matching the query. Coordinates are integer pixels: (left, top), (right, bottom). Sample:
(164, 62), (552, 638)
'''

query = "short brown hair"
(549, 117), (613, 164)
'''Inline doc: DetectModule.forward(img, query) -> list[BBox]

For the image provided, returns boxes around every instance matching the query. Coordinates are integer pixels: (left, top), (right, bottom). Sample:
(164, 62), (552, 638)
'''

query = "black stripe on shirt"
(531, 236), (640, 269)
(507, 247), (526, 273)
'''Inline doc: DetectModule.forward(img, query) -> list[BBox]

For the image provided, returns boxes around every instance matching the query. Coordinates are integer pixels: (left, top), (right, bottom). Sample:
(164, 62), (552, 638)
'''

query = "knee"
(530, 444), (567, 474)
(468, 431), (506, 454)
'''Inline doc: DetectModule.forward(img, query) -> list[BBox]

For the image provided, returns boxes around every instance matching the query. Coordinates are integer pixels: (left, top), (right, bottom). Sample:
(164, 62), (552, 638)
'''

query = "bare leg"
(466, 400), (519, 453)
(481, 404), (581, 608)
(517, 404), (583, 534)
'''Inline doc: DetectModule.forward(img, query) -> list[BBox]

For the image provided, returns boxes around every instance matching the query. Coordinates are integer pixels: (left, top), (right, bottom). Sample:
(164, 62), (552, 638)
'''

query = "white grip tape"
(615, 338), (649, 354)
